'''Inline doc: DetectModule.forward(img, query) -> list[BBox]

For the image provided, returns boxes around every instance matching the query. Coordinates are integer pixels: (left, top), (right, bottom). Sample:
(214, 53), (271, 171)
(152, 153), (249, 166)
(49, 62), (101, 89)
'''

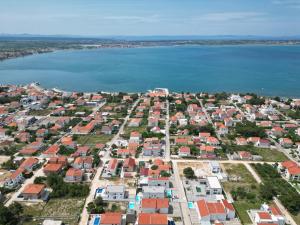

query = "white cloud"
(102, 15), (160, 23)
(194, 12), (266, 22)
(272, 0), (300, 8)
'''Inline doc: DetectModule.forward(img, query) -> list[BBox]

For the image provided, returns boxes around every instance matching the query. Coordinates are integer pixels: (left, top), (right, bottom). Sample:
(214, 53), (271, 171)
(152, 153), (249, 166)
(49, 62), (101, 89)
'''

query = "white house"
(105, 185), (126, 200)
(142, 186), (165, 199)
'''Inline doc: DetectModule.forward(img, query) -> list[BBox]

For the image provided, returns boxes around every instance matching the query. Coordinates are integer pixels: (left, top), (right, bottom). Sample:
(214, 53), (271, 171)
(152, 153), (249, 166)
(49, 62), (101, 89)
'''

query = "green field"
(229, 145), (288, 162)
(124, 124), (148, 136)
(222, 163), (263, 225)
(21, 198), (85, 225)
(27, 109), (52, 116)
(76, 134), (113, 146)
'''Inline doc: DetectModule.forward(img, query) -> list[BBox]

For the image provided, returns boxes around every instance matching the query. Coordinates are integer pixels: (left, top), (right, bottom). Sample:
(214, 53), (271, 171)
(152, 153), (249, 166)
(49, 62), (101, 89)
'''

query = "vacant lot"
(28, 109), (51, 116)
(229, 145), (288, 162)
(124, 124), (147, 137)
(222, 163), (262, 225)
(177, 161), (213, 177)
(21, 198), (85, 225)
(76, 134), (113, 146)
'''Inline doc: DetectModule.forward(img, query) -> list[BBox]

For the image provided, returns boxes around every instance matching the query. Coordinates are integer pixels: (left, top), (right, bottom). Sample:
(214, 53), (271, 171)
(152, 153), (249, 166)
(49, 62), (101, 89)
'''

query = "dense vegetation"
(286, 109), (300, 119)
(235, 121), (267, 138)
(0, 202), (23, 225)
(87, 196), (107, 214)
(246, 94), (265, 105)
(253, 163), (300, 215)
(183, 167), (195, 179)
(37, 174), (90, 198)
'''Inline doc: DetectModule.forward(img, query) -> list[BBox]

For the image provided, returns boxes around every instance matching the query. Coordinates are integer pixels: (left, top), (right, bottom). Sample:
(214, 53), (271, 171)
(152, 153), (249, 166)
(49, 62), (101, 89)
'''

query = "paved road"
(197, 97), (221, 140)
(172, 161), (192, 225)
(244, 162), (262, 183)
(79, 98), (140, 225)
(165, 99), (171, 161)
(106, 98), (140, 149)
(79, 160), (107, 225)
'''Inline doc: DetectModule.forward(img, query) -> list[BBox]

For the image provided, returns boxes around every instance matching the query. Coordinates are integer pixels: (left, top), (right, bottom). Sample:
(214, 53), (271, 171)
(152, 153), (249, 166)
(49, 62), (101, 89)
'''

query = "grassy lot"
(28, 109), (52, 116)
(76, 134), (113, 146)
(124, 124), (147, 136)
(292, 214), (300, 225)
(222, 163), (263, 225)
(21, 198), (85, 225)
(233, 201), (261, 224)
(254, 148), (288, 162)
(228, 145), (288, 162)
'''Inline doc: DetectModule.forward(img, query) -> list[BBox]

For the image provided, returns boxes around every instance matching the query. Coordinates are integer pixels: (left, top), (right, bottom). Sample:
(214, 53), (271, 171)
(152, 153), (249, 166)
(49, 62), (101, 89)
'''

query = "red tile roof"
(138, 213), (168, 225)
(101, 213), (122, 225)
(141, 198), (169, 209)
(22, 184), (45, 195)
(43, 163), (63, 173)
(258, 212), (272, 220)
(20, 157), (38, 169)
(66, 168), (83, 177)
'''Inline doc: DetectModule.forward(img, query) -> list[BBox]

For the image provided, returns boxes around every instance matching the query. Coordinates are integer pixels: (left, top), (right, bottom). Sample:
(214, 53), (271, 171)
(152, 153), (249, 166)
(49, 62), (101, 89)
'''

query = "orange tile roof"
(138, 213), (168, 225)
(66, 168), (83, 177)
(44, 163), (63, 172)
(270, 204), (282, 216)
(142, 198), (169, 209)
(281, 160), (298, 169)
(20, 157), (38, 169)
(101, 213), (122, 225)
(222, 199), (235, 211)
(197, 199), (226, 217)
(288, 166), (300, 175)
(258, 212), (272, 220)
(22, 184), (45, 195)
(44, 145), (59, 155)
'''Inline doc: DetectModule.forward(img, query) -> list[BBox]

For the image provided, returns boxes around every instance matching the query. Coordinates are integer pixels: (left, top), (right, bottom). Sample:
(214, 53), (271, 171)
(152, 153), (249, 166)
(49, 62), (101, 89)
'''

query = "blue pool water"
(93, 216), (100, 225)
(188, 202), (194, 209)
(1, 45), (300, 97)
(96, 188), (104, 194)
(136, 195), (141, 202)
(128, 202), (135, 210)
(166, 190), (172, 198)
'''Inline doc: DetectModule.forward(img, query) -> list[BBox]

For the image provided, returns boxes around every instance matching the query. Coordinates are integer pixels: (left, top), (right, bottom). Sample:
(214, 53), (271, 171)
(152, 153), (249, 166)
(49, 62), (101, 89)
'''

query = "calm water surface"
(0, 45), (299, 97)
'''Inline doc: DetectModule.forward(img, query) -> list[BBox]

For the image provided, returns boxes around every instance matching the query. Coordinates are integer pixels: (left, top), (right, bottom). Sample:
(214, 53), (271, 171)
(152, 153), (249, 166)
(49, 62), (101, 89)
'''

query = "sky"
(0, 0), (300, 36)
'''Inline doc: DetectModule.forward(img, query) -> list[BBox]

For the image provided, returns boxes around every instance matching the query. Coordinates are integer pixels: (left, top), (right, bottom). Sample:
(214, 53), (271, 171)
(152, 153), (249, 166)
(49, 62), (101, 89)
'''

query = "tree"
(87, 196), (107, 214)
(235, 121), (267, 138)
(183, 167), (195, 179)
(259, 183), (274, 201)
(34, 176), (46, 184)
(0, 202), (23, 225)
(160, 170), (171, 177)
(151, 165), (158, 170)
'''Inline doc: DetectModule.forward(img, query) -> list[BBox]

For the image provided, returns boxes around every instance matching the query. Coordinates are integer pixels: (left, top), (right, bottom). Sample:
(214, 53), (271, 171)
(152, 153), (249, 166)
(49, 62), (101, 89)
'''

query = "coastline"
(1, 39), (300, 62)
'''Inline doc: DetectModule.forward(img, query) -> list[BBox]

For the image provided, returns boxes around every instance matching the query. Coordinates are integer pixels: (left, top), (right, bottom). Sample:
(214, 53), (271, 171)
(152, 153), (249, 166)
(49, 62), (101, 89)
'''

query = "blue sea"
(0, 45), (300, 97)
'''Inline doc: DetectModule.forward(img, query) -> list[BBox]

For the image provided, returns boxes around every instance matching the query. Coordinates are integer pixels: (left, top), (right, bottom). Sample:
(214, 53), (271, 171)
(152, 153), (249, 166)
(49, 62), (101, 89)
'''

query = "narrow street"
(165, 99), (171, 161)
(172, 161), (192, 225)
(79, 97), (140, 225)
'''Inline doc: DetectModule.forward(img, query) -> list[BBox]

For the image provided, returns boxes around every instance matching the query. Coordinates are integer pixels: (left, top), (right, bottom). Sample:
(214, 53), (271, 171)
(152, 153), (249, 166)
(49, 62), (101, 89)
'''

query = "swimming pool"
(136, 195), (141, 202)
(166, 190), (172, 198)
(128, 202), (135, 210)
(188, 202), (194, 209)
(96, 188), (104, 194)
(93, 216), (100, 225)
